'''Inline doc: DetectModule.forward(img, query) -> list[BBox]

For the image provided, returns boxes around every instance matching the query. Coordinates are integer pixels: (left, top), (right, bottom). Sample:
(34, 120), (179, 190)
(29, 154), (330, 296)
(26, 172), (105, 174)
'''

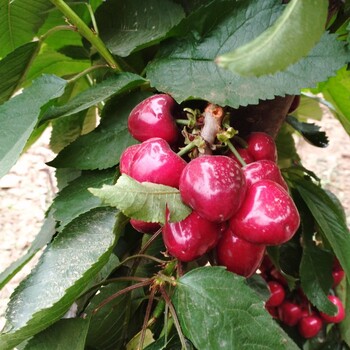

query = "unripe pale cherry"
(216, 228), (265, 278)
(243, 160), (288, 191)
(130, 218), (160, 234)
(246, 132), (278, 163)
(179, 155), (247, 222)
(129, 138), (187, 188)
(229, 180), (300, 245)
(162, 211), (224, 262)
(119, 144), (141, 175)
(128, 94), (180, 145)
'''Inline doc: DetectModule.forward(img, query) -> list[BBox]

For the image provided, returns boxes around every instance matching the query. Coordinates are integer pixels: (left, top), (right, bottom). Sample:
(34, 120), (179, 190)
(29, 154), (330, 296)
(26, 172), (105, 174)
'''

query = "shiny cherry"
(266, 281), (286, 307)
(129, 138), (186, 188)
(332, 259), (345, 287)
(119, 144), (141, 175)
(162, 211), (223, 262)
(130, 218), (160, 234)
(229, 180), (300, 245)
(227, 148), (254, 167)
(128, 94), (180, 145)
(298, 315), (323, 339)
(278, 301), (302, 326)
(216, 228), (265, 278)
(246, 132), (277, 163)
(179, 155), (246, 222)
(319, 295), (345, 323)
(243, 160), (288, 191)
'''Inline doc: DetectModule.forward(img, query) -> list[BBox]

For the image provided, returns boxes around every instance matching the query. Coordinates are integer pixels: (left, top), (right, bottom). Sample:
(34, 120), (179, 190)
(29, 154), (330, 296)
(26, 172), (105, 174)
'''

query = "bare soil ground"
(0, 109), (349, 331)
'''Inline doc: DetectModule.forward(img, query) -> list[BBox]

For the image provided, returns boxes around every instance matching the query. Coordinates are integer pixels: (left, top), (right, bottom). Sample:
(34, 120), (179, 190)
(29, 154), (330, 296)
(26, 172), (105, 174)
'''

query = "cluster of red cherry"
(120, 94), (300, 277)
(261, 256), (346, 339)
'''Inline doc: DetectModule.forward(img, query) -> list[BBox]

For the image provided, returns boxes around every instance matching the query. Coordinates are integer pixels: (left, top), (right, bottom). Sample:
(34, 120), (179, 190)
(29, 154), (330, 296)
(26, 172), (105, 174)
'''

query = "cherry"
(288, 95), (301, 114)
(278, 301), (302, 326)
(129, 138), (187, 188)
(130, 218), (160, 234)
(266, 306), (278, 319)
(119, 144), (141, 175)
(128, 94), (180, 145)
(227, 148), (254, 167)
(216, 228), (265, 278)
(162, 211), (223, 262)
(319, 295), (345, 323)
(269, 267), (288, 287)
(332, 269), (345, 287)
(246, 132), (278, 163)
(229, 180), (300, 245)
(298, 315), (323, 339)
(243, 160), (288, 191)
(266, 281), (286, 307)
(179, 155), (247, 222)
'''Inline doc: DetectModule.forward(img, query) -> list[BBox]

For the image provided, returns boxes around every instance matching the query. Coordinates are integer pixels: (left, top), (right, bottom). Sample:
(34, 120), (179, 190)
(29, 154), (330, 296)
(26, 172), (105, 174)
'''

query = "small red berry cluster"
(120, 94), (300, 277)
(260, 257), (346, 339)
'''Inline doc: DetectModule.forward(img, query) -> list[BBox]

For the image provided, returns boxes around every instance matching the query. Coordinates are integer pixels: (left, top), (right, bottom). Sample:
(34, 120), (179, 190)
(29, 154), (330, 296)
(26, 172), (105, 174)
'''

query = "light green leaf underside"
(0, 74), (67, 179)
(0, 207), (119, 350)
(216, 0), (328, 76)
(89, 174), (191, 224)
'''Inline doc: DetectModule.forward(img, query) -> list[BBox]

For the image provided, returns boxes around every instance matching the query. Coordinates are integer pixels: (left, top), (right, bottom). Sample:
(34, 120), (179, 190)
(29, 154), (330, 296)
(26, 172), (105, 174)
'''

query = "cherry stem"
(160, 286), (188, 349)
(176, 119), (190, 126)
(226, 140), (246, 167)
(121, 254), (167, 266)
(177, 141), (197, 157)
(92, 279), (152, 314)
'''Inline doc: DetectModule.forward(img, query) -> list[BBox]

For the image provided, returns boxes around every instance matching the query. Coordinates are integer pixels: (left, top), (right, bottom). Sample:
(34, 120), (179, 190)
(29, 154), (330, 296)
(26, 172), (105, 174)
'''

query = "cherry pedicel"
(319, 295), (345, 323)
(266, 281), (286, 307)
(243, 160), (288, 191)
(246, 132), (278, 163)
(128, 94), (180, 145)
(179, 155), (247, 222)
(229, 179), (300, 245)
(216, 228), (265, 278)
(278, 301), (302, 327)
(129, 137), (187, 188)
(162, 211), (223, 262)
(298, 315), (323, 339)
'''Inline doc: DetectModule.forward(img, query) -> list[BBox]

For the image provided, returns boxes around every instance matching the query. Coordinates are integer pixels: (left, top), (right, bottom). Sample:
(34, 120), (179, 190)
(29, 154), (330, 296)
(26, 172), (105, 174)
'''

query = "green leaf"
(286, 115), (328, 148)
(48, 91), (150, 170)
(85, 281), (129, 350)
(338, 278), (350, 347)
(294, 179), (350, 285)
(0, 42), (40, 104)
(52, 169), (116, 230)
(294, 94), (323, 121)
(0, 207), (123, 350)
(320, 67), (350, 135)
(300, 243), (337, 315)
(173, 267), (299, 350)
(0, 1), (53, 58)
(23, 318), (90, 350)
(96, 0), (185, 57)
(41, 73), (146, 123)
(89, 174), (192, 224)
(275, 123), (300, 168)
(216, 0), (328, 77)
(0, 211), (56, 290)
(0, 74), (67, 178)
(146, 0), (348, 108)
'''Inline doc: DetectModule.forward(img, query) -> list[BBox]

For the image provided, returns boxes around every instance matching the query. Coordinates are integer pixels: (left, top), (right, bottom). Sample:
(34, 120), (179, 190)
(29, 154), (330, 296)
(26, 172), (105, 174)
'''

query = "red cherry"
(259, 255), (274, 275)
(130, 218), (160, 234)
(162, 211), (223, 262)
(229, 180), (300, 245)
(129, 138), (187, 188)
(332, 269), (345, 287)
(246, 132), (277, 163)
(128, 94), (180, 145)
(270, 267), (288, 286)
(179, 155), (247, 222)
(319, 295), (345, 323)
(243, 160), (288, 191)
(278, 301), (302, 326)
(216, 228), (265, 278)
(298, 315), (323, 339)
(227, 148), (254, 167)
(288, 95), (301, 114)
(119, 144), (141, 175)
(266, 281), (286, 307)
(266, 306), (278, 318)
